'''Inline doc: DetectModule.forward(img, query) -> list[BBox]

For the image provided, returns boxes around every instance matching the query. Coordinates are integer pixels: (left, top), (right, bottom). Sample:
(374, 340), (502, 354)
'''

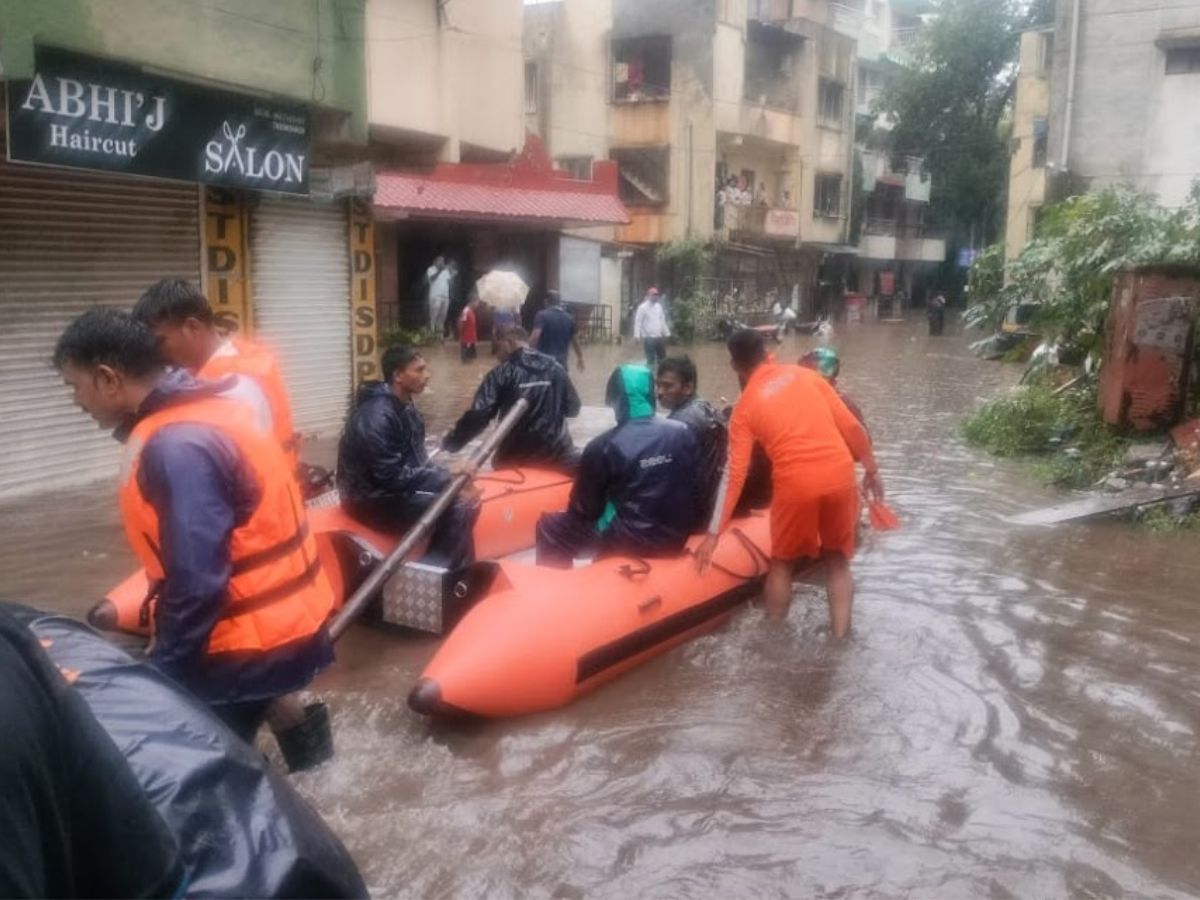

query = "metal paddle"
(328, 397), (530, 641)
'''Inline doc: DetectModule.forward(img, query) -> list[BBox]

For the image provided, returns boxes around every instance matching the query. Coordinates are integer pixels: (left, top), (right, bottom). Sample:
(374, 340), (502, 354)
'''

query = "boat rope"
(612, 527), (769, 582)
(475, 469), (529, 486)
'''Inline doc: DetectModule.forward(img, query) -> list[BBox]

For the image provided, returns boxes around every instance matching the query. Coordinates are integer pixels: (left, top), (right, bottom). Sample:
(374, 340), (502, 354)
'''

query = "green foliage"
(656, 239), (716, 344)
(964, 243), (1007, 329)
(1137, 504), (1200, 533)
(963, 384), (1128, 489)
(879, 0), (1023, 243)
(964, 185), (1200, 358)
(962, 385), (1066, 455)
(379, 326), (439, 348)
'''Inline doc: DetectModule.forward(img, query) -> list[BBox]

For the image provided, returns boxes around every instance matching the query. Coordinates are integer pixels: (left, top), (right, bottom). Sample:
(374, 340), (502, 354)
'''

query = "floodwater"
(6, 317), (1200, 897)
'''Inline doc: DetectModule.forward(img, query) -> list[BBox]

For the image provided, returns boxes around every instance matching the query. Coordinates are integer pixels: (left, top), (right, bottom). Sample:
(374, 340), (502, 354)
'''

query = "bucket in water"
(275, 703), (333, 773)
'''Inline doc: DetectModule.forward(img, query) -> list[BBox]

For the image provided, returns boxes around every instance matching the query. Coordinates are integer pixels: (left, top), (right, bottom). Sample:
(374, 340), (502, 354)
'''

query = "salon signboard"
(7, 46), (309, 194)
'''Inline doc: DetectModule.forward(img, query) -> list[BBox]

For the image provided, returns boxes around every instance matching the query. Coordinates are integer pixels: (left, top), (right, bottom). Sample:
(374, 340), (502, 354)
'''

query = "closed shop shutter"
(250, 196), (351, 436)
(0, 160), (201, 499)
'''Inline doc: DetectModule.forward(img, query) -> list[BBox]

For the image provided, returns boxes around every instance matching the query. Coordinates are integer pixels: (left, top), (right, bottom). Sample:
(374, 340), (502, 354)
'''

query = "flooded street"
(6, 317), (1200, 897)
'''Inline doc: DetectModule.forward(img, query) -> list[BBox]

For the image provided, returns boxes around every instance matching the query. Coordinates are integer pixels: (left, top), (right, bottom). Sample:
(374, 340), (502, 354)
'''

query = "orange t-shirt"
(714, 363), (871, 531)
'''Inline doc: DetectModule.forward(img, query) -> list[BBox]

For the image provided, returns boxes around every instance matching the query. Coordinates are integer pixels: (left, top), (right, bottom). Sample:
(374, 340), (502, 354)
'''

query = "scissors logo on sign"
(220, 121), (248, 174)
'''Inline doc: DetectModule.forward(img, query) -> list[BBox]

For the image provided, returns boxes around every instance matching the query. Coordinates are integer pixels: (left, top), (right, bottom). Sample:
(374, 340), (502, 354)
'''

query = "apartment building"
(1004, 0), (1200, 264)
(840, 0), (946, 312)
(605, 0), (857, 319)
(1005, 26), (1054, 261)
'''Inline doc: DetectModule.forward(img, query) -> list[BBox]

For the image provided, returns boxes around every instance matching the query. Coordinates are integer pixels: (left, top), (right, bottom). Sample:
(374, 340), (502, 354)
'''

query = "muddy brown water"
(5, 318), (1200, 897)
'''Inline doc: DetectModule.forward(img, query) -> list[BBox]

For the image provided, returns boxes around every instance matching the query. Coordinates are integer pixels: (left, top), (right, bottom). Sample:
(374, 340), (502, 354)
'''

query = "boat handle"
(638, 595), (662, 614)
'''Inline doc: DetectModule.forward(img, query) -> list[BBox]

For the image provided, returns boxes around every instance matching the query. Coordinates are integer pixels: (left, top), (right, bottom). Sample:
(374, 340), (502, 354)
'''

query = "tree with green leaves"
(965, 185), (1200, 359)
(879, 0), (1025, 248)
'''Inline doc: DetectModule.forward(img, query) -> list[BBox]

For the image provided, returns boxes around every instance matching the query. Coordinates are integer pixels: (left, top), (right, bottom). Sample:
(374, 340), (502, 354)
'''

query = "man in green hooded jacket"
(535, 365), (701, 567)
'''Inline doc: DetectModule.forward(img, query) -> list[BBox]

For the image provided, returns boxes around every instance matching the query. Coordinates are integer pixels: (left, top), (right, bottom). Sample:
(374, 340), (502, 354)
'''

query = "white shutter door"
(0, 161), (200, 499)
(250, 196), (351, 436)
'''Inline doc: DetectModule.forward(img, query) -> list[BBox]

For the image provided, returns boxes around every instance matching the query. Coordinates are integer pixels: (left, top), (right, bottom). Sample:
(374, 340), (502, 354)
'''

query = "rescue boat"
(91, 466), (573, 636)
(408, 512), (773, 719)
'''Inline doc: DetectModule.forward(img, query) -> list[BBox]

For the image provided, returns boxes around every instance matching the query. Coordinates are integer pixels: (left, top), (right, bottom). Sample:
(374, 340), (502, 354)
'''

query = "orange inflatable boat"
(89, 467), (573, 636)
(408, 512), (773, 719)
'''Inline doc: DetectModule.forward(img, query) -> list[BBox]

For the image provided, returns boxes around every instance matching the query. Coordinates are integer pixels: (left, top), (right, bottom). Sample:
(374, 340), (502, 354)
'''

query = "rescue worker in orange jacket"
(133, 278), (298, 466)
(697, 329), (884, 639)
(53, 309), (335, 742)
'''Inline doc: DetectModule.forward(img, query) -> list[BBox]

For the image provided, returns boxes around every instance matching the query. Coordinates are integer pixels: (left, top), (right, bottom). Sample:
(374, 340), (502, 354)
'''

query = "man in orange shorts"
(697, 330), (884, 637)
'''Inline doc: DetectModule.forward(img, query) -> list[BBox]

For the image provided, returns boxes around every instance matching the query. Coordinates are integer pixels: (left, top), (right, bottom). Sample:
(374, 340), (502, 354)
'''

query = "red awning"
(373, 134), (629, 228)
(374, 174), (629, 227)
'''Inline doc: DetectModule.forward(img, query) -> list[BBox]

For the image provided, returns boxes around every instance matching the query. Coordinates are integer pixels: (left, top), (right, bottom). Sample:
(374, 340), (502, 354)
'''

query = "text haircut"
(52, 308), (163, 379)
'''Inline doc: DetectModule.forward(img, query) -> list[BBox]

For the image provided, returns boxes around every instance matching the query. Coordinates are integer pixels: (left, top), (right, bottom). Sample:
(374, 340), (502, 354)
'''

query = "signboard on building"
(349, 199), (380, 386)
(764, 208), (801, 238)
(203, 188), (250, 335)
(6, 46), (309, 193)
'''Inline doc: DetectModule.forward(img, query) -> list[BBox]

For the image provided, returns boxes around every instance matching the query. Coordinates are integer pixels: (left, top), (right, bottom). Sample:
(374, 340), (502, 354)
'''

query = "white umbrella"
(475, 269), (530, 309)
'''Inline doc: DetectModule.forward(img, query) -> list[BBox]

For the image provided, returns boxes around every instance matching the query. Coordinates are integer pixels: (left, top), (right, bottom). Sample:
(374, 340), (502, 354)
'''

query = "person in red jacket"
(459, 295), (479, 362)
(697, 330), (884, 638)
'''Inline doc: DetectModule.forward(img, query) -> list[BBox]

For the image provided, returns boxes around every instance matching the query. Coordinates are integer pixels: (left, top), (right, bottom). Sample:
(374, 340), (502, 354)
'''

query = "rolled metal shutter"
(0, 161), (201, 499)
(250, 196), (351, 436)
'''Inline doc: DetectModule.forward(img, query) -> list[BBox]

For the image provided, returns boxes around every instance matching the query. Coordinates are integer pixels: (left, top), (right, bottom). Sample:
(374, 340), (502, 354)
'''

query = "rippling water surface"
(6, 317), (1200, 897)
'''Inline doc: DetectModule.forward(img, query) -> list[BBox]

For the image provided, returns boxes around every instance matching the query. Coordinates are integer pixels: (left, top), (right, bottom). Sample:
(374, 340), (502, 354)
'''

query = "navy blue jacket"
(119, 372), (333, 706)
(571, 368), (701, 556)
(668, 396), (728, 524)
(336, 381), (451, 514)
(442, 347), (580, 468)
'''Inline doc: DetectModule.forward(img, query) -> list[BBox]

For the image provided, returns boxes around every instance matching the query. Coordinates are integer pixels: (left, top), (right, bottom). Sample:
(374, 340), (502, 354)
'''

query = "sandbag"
(8, 604), (367, 899)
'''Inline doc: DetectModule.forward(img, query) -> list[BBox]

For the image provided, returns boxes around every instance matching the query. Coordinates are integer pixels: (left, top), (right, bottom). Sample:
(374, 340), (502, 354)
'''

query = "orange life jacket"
(118, 394), (334, 656)
(199, 338), (298, 465)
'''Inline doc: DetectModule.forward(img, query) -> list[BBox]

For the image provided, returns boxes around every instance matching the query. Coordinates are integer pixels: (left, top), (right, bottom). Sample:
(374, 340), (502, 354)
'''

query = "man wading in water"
(697, 330), (884, 637)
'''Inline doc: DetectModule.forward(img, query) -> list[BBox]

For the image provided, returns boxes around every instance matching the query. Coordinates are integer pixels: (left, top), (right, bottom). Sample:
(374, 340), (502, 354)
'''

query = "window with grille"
(612, 35), (672, 102)
(815, 174), (843, 218)
(612, 147), (670, 206)
(818, 79), (845, 125)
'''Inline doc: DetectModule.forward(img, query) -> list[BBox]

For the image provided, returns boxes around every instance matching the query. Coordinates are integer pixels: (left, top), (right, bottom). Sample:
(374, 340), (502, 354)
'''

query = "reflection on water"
(5, 318), (1200, 896)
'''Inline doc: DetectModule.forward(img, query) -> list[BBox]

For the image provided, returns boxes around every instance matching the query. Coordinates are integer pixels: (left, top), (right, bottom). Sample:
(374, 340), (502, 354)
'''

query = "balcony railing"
(863, 218), (941, 240)
(743, 78), (801, 112)
(829, 2), (866, 37)
(721, 203), (801, 239)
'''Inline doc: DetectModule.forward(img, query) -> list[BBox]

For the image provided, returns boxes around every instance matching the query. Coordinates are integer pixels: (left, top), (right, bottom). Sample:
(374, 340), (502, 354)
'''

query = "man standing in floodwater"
(698, 330), (884, 638)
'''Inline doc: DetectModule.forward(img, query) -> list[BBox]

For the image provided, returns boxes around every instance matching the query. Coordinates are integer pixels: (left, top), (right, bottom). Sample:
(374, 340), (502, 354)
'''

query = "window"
(1032, 118), (1048, 168)
(612, 147), (670, 206)
(745, 21), (803, 110)
(1165, 46), (1200, 75)
(815, 174), (843, 218)
(818, 79), (845, 125)
(556, 156), (593, 181)
(1038, 32), (1055, 75)
(612, 36), (672, 102)
(525, 62), (538, 114)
